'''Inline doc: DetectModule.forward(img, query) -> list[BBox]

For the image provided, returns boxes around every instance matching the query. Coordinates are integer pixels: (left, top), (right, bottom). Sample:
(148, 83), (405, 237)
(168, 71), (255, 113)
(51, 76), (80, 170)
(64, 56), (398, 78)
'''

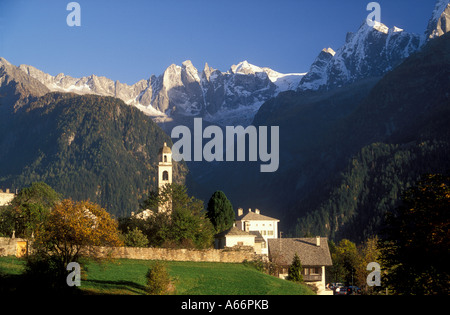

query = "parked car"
(347, 286), (361, 295)
(335, 286), (349, 295)
(329, 283), (344, 291)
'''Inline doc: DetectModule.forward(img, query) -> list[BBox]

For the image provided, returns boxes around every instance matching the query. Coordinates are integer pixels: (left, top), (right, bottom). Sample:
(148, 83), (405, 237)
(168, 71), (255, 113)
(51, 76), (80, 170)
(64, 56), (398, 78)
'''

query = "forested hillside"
(295, 141), (450, 242)
(188, 32), (450, 243)
(0, 93), (188, 217)
(293, 32), (450, 241)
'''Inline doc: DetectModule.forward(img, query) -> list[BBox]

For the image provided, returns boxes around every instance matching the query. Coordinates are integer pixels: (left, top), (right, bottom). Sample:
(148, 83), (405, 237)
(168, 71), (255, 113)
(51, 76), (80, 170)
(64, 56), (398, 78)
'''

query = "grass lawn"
(0, 256), (314, 295)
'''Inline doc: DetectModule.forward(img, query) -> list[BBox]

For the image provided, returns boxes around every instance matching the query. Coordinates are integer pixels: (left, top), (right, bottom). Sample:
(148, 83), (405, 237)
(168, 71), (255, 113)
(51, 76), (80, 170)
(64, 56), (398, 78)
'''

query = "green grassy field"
(0, 256), (314, 295)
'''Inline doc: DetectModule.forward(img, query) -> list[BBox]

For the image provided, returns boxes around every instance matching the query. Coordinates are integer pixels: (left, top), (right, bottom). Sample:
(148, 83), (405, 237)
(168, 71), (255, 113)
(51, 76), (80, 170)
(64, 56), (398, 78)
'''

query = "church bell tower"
(158, 142), (172, 213)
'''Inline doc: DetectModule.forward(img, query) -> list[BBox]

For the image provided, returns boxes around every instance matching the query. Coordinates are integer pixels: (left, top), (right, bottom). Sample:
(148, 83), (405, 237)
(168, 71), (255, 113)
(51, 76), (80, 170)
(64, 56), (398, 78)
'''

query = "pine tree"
(206, 191), (235, 233)
(288, 253), (303, 283)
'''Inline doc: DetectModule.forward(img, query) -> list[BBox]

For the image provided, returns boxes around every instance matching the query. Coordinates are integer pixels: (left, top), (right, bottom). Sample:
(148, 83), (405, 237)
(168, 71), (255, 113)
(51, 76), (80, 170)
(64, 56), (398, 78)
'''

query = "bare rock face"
(298, 48), (335, 91)
(0, 58), (50, 112)
(426, 0), (450, 39)
(298, 0), (450, 93)
(298, 22), (423, 92)
(5, 58), (303, 126)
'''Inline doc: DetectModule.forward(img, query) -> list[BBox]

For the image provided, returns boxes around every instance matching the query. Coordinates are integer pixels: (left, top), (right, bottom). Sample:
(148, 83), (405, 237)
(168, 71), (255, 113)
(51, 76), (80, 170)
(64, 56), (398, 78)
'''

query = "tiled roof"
(268, 238), (333, 266)
(158, 142), (172, 154)
(249, 230), (265, 243)
(237, 211), (279, 222)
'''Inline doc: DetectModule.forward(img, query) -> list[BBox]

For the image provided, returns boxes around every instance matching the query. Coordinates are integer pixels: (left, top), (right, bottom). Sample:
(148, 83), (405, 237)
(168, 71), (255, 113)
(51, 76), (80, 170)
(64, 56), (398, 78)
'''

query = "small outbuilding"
(214, 226), (263, 255)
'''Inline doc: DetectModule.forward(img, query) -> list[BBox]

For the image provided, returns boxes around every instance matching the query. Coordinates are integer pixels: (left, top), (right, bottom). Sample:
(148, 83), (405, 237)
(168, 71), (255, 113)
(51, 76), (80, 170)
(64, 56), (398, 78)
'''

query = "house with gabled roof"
(214, 226), (255, 248)
(268, 237), (333, 295)
(235, 208), (279, 255)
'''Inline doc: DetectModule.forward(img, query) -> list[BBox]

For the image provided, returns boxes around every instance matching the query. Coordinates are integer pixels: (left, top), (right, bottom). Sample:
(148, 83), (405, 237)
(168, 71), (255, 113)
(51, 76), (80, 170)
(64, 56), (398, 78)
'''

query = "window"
(164, 155), (168, 163)
(304, 268), (321, 275)
(162, 171), (169, 181)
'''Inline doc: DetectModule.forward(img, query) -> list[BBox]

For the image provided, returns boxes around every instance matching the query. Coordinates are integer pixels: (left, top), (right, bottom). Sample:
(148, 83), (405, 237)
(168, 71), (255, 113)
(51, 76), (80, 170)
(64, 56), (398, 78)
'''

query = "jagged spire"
(426, 0), (450, 39)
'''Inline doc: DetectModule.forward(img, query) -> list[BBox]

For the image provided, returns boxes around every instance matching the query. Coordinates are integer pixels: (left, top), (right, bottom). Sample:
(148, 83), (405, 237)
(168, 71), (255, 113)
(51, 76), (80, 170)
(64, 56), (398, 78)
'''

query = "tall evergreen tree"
(206, 191), (235, 233)
(288, 253), (303, 283)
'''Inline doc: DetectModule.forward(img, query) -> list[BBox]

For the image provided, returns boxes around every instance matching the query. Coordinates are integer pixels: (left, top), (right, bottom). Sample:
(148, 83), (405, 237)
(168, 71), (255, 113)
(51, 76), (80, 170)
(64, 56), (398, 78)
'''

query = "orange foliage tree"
(34, 199), (122, 267)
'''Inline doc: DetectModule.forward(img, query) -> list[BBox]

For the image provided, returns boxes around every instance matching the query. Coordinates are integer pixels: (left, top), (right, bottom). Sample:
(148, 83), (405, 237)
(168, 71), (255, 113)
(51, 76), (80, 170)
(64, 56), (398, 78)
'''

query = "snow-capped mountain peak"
(426, 0), (450, 39)
(6, 58), (305, 126)
(231, 60), (265, 75)
(370, 20), (389, 34)
(297, 0), (450, 92)
(298, 0), (450, 92)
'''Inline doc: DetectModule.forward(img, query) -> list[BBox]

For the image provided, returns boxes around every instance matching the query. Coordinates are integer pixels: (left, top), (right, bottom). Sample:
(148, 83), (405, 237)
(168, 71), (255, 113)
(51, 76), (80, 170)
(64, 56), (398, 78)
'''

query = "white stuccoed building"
(0, 189), (15, 207)
(235, 208), (279, 255)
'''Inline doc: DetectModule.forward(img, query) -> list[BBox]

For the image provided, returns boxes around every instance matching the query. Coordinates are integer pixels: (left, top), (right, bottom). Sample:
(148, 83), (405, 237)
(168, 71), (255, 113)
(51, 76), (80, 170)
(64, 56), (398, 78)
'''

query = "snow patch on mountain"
(14, 59), (304, 126)
(298, 0), (450, 92)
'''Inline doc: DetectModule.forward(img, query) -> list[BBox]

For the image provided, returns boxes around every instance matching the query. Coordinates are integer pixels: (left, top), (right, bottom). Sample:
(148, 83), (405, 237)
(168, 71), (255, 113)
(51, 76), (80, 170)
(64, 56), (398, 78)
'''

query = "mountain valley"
(1, 0), (449, 243)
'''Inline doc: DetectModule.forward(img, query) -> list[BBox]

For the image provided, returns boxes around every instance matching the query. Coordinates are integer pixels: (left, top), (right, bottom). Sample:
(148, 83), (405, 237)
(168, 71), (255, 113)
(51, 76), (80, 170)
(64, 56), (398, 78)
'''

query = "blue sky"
(0, 0), (437, 85)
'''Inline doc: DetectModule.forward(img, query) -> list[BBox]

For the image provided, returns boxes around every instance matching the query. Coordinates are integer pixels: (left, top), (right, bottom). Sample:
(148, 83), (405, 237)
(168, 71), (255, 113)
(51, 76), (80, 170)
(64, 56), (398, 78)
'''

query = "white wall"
(238, 219), (278, 255)
(0, 192), (14, 206)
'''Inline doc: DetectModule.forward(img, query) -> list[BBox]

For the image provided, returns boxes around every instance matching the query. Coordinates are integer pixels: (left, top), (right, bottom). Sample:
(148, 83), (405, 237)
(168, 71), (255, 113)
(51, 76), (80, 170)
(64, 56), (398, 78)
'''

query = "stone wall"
(96, 246), (258, 263)
(0, 236), (257, 263)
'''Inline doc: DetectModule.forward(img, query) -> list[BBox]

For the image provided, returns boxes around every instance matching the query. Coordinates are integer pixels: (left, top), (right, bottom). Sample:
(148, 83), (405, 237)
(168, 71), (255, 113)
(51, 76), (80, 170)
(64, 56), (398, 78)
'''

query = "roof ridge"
(237, 211), (280, 221)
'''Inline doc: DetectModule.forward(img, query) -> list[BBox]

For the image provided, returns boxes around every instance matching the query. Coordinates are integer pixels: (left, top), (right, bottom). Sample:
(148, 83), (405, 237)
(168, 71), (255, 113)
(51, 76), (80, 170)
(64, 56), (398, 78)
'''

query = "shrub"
(145, 261), (174, 295)
(24, 253), (74, 292)
(123, 227), (149, 247)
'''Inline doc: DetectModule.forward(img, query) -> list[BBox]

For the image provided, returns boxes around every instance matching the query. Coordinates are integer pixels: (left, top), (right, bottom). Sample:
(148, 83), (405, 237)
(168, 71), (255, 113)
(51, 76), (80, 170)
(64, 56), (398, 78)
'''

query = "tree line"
(2, 173), (447, 295)
(0, 181), (237, 292)
(321, 173), (449, 295)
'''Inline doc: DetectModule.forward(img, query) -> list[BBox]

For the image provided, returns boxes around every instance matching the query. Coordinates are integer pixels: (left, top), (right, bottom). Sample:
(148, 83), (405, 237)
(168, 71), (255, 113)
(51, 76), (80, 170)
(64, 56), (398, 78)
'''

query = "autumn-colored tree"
(33, 199), (122, 268)
(330, 239), (358, 285)
(355, 236), (381, 294)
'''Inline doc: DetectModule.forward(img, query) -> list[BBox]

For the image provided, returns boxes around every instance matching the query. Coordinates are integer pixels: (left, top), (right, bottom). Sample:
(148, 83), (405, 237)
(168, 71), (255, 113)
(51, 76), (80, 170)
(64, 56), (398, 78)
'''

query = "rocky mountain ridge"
(298, 0), (450, 92)
(5, 58), (304, 126)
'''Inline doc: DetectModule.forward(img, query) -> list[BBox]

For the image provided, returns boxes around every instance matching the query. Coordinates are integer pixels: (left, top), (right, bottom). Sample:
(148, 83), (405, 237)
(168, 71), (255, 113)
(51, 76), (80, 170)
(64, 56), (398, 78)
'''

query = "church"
(132, 142), (333, 294)
(132, 142), (173, 219)
(157, 142), (173, 213)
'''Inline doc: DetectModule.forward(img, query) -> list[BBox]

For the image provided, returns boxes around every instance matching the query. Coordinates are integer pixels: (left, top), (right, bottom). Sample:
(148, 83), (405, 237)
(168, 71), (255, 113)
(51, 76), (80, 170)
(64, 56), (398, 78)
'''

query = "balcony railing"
(303, 274), (322, 282)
